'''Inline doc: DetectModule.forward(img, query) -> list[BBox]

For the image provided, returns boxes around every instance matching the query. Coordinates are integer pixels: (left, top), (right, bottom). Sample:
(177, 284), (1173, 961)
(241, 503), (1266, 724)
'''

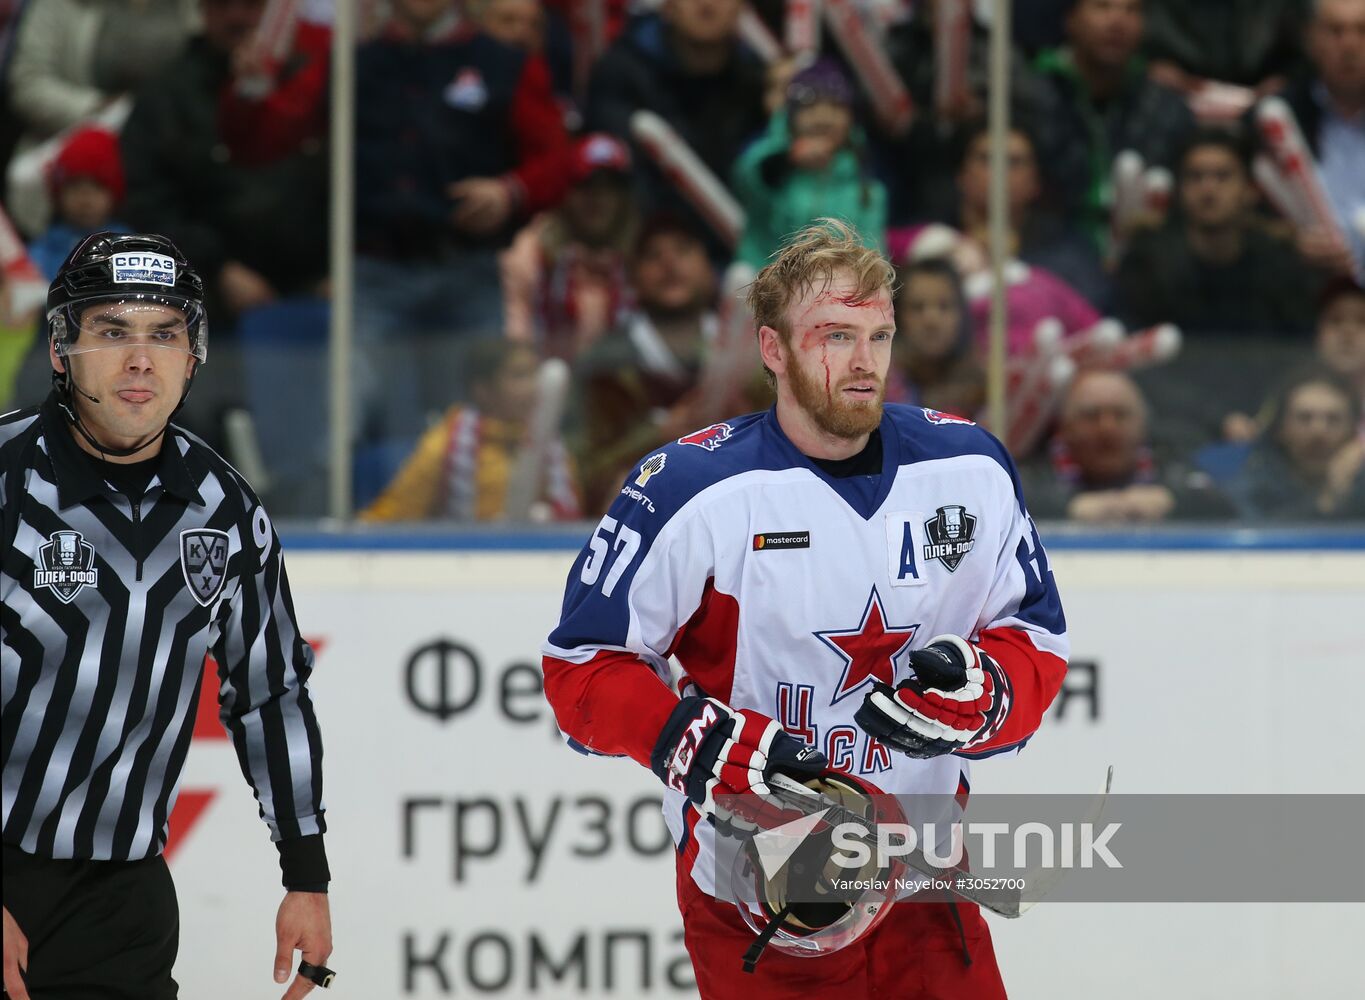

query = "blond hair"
(746, 219), (896, 340)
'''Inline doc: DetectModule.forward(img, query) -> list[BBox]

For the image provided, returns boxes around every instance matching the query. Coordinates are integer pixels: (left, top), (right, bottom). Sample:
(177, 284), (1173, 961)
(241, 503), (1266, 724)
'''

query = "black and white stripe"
(1, 395), (324, 861)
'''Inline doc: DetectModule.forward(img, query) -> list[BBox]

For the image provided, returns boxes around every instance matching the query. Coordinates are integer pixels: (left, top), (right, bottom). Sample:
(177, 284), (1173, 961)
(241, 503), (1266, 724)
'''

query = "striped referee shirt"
(1, 395), (325, 867)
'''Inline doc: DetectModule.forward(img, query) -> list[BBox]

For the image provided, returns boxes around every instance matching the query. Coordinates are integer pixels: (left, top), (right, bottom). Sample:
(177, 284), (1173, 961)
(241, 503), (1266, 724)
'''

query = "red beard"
(787, 353), (886, 439)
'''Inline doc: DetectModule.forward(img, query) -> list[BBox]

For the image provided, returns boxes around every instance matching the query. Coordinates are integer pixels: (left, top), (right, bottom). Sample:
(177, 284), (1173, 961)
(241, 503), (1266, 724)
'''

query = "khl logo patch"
(180, 529), (229, 607)
(922, 505), (977, 572)
(34, 530), (98, 603)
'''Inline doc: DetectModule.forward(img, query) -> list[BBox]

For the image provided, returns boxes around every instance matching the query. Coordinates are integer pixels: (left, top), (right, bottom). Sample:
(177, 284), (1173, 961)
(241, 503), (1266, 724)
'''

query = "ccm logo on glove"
(666, 701), (724, 789)
(651, 697), (827, 816)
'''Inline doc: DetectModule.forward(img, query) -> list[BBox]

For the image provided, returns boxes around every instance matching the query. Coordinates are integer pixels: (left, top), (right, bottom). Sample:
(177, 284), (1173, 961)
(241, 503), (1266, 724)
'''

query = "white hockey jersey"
(543, 404), (1068, 894)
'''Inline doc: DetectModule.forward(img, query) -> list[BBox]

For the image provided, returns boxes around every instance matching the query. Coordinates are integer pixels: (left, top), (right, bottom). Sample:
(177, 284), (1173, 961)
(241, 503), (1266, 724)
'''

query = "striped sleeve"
(210, 495), (325, 843)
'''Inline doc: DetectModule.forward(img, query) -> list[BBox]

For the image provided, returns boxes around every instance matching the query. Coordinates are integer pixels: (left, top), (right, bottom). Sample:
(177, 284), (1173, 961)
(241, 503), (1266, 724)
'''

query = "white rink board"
(171, 548), (1365, 998)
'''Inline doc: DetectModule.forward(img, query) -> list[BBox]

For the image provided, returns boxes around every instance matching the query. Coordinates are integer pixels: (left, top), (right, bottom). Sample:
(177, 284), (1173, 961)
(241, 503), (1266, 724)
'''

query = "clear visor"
(728, 835), (901, 959)
(721, 776), (910, 963)
(50, 295), (208, 364)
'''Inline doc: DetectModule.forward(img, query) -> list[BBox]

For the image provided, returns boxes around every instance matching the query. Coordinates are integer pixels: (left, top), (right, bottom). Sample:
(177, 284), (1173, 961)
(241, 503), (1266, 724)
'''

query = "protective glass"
(50, 295), (208, 363)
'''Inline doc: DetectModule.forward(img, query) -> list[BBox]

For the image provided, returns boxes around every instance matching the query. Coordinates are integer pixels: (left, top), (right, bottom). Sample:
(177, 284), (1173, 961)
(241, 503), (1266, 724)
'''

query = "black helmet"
(48, 231), (208, 363)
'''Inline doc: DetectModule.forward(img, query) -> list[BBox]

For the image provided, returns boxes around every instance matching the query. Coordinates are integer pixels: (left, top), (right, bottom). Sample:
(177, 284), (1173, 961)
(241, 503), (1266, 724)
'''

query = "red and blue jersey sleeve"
(543, 415), (768, 767)
(958, 449), (1068, 760)
(542, 453), (712, 768)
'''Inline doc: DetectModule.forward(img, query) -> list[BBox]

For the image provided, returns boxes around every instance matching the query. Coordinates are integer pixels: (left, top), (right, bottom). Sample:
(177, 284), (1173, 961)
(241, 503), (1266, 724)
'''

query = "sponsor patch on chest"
(753, 531), (810, 550)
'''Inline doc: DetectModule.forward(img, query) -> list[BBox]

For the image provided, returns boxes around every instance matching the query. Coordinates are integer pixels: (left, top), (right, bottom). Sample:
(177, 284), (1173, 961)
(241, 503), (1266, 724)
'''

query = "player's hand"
(650, 697), (827, 816)
(449, 177), (515, 235)
(274, 892), (333, 998)
(2, 905), (31, 1000)
(855, 635), (1006, 758)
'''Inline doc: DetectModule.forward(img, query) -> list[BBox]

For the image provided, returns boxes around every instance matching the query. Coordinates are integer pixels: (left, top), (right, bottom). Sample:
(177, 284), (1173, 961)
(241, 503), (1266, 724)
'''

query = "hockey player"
(542, 220), (1067, 997)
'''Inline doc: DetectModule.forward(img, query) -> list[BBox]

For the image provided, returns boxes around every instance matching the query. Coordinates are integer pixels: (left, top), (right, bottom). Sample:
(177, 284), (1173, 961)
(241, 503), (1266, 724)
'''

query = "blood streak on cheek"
(822, 344), (831, 398)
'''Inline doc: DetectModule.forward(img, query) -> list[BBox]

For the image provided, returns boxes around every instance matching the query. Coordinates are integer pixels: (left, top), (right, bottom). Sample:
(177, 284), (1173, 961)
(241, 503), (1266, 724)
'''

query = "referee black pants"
(2, 843), (178, 999)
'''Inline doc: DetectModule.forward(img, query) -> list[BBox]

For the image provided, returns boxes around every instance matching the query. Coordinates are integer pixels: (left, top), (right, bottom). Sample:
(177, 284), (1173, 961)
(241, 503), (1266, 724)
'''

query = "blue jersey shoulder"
(611, 410), (789, 524)
(884, 404), (1026, 509)
(553, 411), (779, 652)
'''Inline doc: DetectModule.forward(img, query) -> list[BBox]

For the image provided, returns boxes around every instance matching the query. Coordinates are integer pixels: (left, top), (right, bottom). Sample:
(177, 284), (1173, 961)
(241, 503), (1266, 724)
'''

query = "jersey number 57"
(580, 516), (643, 598)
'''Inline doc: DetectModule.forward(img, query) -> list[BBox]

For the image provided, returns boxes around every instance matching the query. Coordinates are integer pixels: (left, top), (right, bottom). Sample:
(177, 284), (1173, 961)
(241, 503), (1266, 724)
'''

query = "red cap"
(47, 127), (126, 204)
(572, 132), (631, 184)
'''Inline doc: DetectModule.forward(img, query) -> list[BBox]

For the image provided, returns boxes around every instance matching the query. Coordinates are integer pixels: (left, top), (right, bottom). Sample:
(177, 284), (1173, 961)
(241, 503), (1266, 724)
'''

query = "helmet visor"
(729, 833), (901, 959)
(719, 772), (911, 963)
(51, 294), (208, 363)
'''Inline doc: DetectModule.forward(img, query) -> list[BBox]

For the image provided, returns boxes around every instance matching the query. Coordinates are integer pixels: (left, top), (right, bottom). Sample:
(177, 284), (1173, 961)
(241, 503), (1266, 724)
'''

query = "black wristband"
(277, 833), (330, 890)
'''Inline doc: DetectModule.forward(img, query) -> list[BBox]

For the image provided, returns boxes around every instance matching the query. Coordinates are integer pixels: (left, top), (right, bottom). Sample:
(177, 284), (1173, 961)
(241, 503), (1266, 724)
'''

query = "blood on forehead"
(791, 288), (894, 349)
(817, 286), (892, 309)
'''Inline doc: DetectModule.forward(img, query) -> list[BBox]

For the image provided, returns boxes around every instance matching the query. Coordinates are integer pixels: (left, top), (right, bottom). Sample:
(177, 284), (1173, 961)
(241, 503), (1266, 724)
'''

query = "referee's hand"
(274, 892), (332, 998)
(2, 905), (30, 1000)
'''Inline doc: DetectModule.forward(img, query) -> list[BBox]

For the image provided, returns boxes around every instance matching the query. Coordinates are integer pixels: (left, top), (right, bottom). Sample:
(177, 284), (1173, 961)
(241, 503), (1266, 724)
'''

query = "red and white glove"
(855, 635), (1009, 758)
(650, 697), (828, 816)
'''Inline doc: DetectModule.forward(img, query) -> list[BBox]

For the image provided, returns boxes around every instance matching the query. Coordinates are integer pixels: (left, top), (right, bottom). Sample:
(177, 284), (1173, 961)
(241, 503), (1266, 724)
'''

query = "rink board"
(169, 544), (1365, 998)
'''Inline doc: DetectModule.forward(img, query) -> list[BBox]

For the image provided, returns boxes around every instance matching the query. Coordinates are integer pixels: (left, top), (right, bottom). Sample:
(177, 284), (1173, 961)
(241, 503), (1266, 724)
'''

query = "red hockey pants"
(676, 862), (1009, 999)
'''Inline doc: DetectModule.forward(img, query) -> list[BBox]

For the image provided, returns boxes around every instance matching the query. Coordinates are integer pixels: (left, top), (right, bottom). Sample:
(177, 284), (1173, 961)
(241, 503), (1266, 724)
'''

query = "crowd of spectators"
(2, 0), (1363, 525)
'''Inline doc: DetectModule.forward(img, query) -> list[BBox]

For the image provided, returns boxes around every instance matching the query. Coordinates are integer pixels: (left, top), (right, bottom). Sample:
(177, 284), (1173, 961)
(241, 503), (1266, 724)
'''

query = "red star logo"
(814, 587), (917, 705)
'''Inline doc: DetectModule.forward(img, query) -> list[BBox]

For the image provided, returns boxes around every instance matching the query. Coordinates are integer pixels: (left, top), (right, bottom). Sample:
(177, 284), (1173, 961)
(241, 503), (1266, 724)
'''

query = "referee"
(1, 233), (333, 998)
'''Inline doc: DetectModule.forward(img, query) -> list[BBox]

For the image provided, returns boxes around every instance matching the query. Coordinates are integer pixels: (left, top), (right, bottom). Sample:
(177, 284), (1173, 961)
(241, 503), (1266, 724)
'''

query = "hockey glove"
(650, 697), (828, 816)
(855, 635), (1007, 758)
